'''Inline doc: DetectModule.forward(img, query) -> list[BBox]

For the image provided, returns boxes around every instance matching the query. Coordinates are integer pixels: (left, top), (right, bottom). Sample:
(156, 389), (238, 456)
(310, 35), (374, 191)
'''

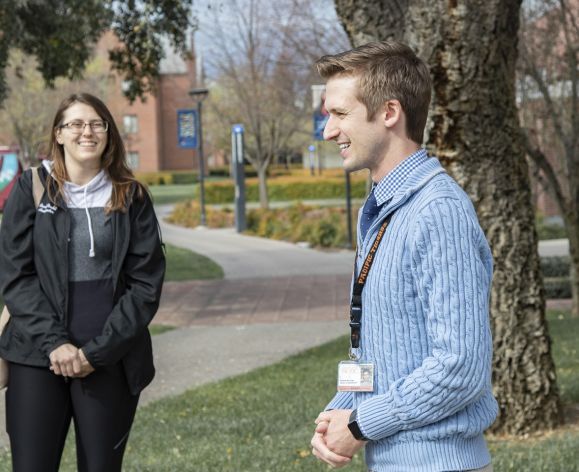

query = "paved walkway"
(143, 210), (355, 404)
(156, 205), (354, 279)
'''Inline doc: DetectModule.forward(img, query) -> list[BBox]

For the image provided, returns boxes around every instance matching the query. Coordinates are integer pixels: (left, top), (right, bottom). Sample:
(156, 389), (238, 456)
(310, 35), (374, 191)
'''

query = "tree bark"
(257, 165), (269, 209)
(564, 213), (579, 318)
(334, 0), (561, 434)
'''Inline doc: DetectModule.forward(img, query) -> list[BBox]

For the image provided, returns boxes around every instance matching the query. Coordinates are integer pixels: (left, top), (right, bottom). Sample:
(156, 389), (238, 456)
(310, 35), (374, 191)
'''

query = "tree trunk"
(257, 165), (269, 209)
(570, 250), (579, 319)
(334, 0), (560, 434)
(565, 214), (579, 318)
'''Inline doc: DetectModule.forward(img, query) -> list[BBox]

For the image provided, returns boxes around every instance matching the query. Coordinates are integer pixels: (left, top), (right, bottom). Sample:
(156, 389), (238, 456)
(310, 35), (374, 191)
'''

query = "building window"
(127, 152), (139, 170)
(123, 115), (138, 134)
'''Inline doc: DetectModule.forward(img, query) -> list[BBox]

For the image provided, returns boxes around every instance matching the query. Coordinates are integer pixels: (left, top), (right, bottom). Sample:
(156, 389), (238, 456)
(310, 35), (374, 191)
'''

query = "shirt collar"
(373, 148), (429, 206)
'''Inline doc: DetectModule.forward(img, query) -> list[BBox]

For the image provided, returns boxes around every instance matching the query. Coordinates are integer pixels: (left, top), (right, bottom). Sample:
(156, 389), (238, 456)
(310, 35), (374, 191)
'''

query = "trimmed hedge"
(541, 256), (572, 299)
(541, 256), (571, 278)
(135, 170), (198, 186)
(168, 201), (358, 248)
(166, 200), (234, 228)
(245, 204), (356, 248)
(204, 176), (368, 204)
(544, 277), (572, 299)
(537, 224), (567, 240)
(172, 171), (198, 184)
(535, 213), (567, 240)
(208, 165), (325, 179)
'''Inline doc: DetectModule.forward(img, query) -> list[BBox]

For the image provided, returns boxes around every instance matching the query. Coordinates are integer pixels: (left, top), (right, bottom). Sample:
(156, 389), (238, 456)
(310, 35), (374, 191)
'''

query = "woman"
(0, 93), (165, 471)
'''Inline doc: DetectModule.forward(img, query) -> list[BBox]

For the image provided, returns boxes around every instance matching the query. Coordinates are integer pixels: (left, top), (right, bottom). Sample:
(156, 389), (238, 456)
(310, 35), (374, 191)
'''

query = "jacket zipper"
(63, 208), (71, 327)
(112, 211), (119, 299)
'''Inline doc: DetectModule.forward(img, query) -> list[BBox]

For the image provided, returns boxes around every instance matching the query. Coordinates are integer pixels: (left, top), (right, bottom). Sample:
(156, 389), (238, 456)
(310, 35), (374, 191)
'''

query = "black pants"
(5, 362), (140, 472)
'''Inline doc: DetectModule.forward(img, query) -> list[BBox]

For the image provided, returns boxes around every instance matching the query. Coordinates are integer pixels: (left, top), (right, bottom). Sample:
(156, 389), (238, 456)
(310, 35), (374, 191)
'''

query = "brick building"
(94, 32), (201, 173)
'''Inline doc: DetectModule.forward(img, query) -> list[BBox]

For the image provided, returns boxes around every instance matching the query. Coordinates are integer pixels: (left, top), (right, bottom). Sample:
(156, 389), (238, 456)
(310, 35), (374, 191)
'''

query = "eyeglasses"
(59, 120), (109, 134)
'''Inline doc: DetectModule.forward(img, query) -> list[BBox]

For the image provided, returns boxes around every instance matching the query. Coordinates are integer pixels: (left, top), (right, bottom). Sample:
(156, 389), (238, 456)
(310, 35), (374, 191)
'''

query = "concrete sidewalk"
(156, 205), (355, 279)
(142, 321), (347, 405)
(143, 214), (355, 401)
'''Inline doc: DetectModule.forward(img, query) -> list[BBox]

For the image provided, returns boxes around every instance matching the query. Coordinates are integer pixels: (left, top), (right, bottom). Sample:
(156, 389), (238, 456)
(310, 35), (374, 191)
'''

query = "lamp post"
(189, 87), (209, 226)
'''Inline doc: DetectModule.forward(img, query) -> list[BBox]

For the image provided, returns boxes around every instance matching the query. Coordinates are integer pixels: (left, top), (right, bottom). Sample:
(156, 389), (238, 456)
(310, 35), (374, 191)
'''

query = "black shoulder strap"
(30, 166), (44, 208)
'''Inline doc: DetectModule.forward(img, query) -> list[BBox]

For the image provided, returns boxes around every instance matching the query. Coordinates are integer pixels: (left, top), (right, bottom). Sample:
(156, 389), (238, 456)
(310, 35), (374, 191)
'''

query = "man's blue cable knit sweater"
(326, 157), (498, 471)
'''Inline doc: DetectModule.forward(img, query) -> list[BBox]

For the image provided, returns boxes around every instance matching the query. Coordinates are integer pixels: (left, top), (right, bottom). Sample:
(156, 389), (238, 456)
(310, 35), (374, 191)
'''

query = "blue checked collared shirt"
(373, 148), (429, 207)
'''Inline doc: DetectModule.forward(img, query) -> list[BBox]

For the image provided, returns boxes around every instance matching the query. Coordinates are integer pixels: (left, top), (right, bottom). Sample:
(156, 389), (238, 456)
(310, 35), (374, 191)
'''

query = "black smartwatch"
(347, 409), (368, 441)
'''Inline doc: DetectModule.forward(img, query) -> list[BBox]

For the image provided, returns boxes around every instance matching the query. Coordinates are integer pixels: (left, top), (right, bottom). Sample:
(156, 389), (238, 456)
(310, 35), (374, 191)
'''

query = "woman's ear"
(55, 129), (63, 145)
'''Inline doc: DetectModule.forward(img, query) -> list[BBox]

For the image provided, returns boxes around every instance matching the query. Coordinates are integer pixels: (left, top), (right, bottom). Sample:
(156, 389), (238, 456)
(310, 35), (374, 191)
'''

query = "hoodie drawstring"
(83, 186), (96, 258)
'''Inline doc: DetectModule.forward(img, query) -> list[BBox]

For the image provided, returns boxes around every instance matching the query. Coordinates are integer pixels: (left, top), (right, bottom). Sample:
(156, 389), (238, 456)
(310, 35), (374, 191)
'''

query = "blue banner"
(313, 112), (328, 141)
(177, 109), (198, 149)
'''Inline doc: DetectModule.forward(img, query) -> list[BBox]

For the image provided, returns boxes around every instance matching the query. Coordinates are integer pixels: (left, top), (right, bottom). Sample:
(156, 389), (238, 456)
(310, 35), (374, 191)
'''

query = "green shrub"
(208, 166), (230, 177)
(135, 171), (175, 186)
(541, 256), (571, 278)
(168, 202), (359, 249)
(540, 256), (572, 299)
(537, 223), (567, 240)
(544, 277), (572, 299)
(204, 177), (367, 204)
(311, 220), (339, 247)
(167, 200), (234, 228)
(171, 171), (198, 184)
(268, 167), (292, 177)
(535, 214), (567, 240)
(204, 183), (237, 203)
(135, 170), (198, 186)
(245, 204), (356, 248)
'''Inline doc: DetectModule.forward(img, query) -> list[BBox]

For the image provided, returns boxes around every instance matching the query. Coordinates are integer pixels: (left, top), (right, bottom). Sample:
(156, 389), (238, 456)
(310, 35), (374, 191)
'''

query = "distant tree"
(203, 0), (348, 209)
(518, 0), (579, 317)
(0, 0), (194, 106)
(0, 50), (112, 168)
(333, 0), (560, 435)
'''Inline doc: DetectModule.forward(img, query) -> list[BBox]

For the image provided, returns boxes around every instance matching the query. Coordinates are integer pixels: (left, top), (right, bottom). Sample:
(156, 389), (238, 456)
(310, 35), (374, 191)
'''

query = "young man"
(310, 41), (498, 472)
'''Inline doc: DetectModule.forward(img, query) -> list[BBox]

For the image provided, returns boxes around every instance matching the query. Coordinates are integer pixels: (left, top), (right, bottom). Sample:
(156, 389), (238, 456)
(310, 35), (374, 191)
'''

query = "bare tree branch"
(523, 131), (568, 215)
(521, 54), (568, 149)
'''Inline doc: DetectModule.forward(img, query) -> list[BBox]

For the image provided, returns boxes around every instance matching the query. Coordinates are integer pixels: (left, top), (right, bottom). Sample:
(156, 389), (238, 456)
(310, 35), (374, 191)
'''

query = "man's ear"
(383, 100), (402, 129)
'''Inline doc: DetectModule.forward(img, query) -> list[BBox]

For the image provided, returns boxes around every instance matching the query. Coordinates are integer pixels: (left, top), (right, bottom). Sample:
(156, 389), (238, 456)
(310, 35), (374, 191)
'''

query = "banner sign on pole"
(177, 109), (198, 149)
(313, 112), (328, 141)
(231, 124), (246, 232)
(312, 85), (328, 141)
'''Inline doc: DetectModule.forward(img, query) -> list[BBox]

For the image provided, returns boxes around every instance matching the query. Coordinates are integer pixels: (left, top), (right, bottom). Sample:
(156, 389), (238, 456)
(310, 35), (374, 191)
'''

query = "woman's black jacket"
(0, 167), (166, 395)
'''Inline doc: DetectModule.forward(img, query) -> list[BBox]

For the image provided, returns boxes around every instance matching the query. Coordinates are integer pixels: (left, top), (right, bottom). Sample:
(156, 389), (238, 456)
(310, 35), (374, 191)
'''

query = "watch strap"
(347, 409), (368, 441)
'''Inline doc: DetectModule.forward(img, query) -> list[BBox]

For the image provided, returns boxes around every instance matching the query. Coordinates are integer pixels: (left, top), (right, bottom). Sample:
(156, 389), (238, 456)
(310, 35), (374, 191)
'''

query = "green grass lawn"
(2, 311), (575, 471)
(147, 178), (227, 205)
(164, 243), (224, 281)
(149, 184), (196, 205)
(546, 310), (579, 403)
(148, 324), (175, 336)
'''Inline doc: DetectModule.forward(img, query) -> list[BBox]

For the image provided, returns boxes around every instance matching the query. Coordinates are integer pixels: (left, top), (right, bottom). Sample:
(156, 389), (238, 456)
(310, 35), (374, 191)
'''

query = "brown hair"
(316, 41), (432, 144)
(47, 93), (143, 212)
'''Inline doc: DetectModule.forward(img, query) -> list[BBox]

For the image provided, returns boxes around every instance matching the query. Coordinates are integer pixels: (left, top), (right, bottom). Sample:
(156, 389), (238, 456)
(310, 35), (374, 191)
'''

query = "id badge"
(337, 361), (374, 392)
